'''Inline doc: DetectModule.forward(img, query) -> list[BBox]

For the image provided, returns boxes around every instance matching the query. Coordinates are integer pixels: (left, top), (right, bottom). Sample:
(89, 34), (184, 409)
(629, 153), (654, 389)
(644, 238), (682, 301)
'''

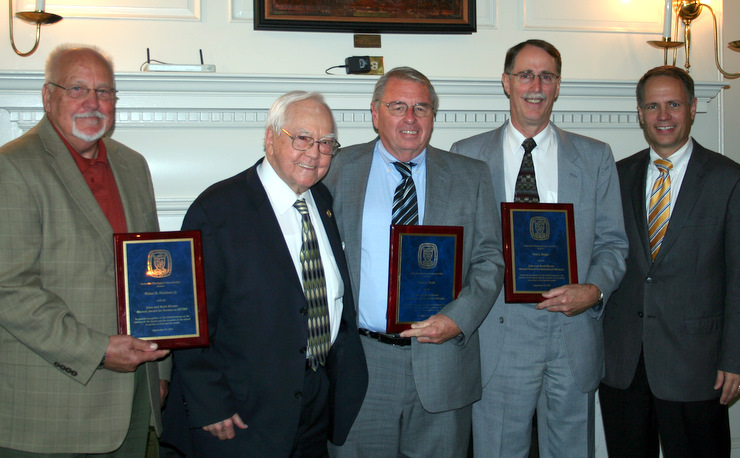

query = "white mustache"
(522, 92), (546, 101)
(73, 111), (106, 121)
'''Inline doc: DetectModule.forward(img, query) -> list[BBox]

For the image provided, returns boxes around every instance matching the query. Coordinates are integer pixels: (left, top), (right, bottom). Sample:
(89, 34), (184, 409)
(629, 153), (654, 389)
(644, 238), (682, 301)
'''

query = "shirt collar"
(257, 157), (311, 216)
(48, 118), (108, 171)
(374, 139), (427, 169)
(649, 137), (693, 168)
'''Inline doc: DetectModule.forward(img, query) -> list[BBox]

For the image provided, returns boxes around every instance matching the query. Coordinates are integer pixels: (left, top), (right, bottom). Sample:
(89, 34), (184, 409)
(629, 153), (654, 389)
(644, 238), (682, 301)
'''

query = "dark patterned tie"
(293, 199), (331, 370)
(514, 138), (539, 203)
(392, 161), (419, 225)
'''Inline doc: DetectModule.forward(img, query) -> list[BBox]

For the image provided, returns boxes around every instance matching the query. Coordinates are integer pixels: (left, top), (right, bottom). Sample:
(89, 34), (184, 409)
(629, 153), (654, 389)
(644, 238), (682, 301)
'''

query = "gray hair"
(265, 91), (336, 141)
(371, 66), (439, 115)
(45, 44), (114, 84)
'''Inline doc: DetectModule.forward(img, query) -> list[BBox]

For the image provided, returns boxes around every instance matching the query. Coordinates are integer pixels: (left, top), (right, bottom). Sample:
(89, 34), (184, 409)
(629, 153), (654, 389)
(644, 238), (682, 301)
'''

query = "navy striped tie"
(392, 161), (419, 225)
(293, 199), (331, 370)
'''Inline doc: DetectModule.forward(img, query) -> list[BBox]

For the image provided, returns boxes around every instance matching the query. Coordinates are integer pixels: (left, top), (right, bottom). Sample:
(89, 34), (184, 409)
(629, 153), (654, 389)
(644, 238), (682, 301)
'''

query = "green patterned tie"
(293, 199), (331, 370)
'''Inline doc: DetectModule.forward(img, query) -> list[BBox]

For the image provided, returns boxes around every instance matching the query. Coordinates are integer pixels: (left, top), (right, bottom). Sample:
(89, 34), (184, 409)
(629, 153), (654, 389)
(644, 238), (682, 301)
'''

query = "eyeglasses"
(281, 128), (340, 156)
(507, 71), (560, 85)
(381, 101), (434, 118)
(48, 82), (118, 101)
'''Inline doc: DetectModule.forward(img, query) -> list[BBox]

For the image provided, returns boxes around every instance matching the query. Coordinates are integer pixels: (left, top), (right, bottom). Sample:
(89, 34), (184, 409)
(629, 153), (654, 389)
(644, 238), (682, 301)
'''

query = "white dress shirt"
(504, 123), (559, 203)
(257, 158), (343, 344)
(644, 138), (693, 222)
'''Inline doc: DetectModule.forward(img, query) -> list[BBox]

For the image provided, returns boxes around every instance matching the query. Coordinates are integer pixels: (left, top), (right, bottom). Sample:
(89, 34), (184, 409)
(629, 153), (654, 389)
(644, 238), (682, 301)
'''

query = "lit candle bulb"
(663, 0), (672, 39)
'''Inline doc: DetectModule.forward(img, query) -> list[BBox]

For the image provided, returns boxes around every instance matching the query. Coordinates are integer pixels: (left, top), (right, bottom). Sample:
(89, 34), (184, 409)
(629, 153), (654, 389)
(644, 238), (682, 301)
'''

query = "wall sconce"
(9, 0), (62, 57)
(648, 1), (739, 78)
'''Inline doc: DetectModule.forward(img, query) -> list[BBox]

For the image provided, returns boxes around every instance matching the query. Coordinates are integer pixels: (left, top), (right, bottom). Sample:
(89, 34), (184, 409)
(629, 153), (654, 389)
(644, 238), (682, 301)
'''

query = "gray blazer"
(0, 116), (164, 453)
(603, 140), (740, 402)
(323, 140), (504, 412)
(450, 121), (628, 392)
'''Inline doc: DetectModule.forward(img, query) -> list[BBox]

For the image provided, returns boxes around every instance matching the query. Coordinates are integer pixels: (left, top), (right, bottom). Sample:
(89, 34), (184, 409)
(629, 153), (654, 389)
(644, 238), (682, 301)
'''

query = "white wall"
(2, 1), (739, 456)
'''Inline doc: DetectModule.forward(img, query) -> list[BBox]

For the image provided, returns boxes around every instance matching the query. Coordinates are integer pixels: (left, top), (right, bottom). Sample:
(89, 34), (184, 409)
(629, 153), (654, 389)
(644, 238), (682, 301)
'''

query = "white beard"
(72, 112), (108, 142)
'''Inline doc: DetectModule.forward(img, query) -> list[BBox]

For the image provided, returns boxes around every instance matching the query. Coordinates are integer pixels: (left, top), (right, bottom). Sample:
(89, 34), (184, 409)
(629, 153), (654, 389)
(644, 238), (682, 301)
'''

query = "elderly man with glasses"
(324, 66), (503, 457)
(161, 91), (368, 457)
(0, 45), (170, 455)
(450, 39), (628, 457)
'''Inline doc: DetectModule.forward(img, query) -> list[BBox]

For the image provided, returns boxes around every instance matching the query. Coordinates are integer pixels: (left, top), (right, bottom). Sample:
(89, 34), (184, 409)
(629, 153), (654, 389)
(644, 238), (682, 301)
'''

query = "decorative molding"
(0, 71), (725, 229)
(523, 0), (662, 33)
(18, 0), (200, 20)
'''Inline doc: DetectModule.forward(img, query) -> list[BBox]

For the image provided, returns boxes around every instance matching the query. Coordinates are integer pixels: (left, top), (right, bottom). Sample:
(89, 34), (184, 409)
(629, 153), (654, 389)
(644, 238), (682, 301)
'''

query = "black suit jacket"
(602, 140), (740, 402)
(162, 159), (368, 456)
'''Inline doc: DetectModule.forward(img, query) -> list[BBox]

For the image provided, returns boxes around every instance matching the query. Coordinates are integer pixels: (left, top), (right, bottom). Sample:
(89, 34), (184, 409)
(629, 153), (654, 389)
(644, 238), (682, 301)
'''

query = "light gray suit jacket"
(450, 121), (628, 393)
(0, 116), (165, 453)
(323, 140), (504, 413)
(603, 141), (740, 401)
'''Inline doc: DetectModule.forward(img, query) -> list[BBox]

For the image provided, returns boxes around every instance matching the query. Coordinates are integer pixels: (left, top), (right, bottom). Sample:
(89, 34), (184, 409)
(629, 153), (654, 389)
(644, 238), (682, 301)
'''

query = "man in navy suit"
(162, 91), (368, 457)
(599, 66), (740, 457)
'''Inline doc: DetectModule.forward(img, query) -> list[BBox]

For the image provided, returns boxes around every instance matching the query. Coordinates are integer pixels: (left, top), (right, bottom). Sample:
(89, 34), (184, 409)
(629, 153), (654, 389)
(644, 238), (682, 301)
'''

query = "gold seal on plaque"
(147, 249), (172, 278)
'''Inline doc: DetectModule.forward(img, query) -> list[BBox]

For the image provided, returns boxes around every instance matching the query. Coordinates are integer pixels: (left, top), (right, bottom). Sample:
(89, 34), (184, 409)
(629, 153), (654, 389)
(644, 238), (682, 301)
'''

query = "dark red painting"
(254, 0), (475, 34)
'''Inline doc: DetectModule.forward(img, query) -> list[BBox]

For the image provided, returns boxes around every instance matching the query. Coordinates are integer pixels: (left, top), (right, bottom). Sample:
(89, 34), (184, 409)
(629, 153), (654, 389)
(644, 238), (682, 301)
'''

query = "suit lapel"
(554, 125), (584, 206)
(423, 147), (451, 224)
(655, 141), (708, 263)
(627, 151), (653, 261)
(39, 117), (115, 258)
(335, 145), (373, 299)
(488, 126), (508, 210)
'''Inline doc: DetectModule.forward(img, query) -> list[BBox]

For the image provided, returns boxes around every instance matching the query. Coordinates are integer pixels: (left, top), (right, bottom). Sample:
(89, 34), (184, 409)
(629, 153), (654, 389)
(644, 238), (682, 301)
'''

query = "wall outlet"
(368, 56), (384, 75)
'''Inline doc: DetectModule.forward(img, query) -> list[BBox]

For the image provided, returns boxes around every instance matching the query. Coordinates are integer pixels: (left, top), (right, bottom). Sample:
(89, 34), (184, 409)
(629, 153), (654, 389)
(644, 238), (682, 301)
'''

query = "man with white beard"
(0, 45), (169, 455)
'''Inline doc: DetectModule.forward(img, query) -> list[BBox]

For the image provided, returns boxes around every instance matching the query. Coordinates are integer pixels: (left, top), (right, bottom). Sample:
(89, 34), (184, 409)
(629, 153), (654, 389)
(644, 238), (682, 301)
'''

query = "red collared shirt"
(49, 120), (128, 233)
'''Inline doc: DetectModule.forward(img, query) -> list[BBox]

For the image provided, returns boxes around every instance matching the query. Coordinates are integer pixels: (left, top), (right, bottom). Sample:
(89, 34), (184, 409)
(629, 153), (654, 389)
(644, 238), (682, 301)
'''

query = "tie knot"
(293, 199), (309, 215)
(522, 138), (537, 154)
(393, 161), (415, 178)
(654, 158), (673, 174)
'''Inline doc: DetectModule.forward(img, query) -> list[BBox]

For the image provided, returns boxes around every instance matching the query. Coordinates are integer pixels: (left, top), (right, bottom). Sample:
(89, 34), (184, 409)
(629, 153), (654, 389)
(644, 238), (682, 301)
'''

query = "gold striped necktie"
(648, 158), (673, 260)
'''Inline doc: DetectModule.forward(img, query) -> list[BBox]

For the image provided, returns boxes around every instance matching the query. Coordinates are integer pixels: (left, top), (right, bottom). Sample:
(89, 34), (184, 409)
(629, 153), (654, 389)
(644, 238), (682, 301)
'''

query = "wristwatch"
(595, 291), (604, 308)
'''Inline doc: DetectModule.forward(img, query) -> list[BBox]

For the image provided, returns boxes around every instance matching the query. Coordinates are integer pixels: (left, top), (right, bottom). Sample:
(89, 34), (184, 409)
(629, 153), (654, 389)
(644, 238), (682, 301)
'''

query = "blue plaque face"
(123, 240), (198, 339)
(114, 231), (209, 349)
(501, 203), (578, 303)
(397, 234), (457, 323)
(387, 225), (463, 333)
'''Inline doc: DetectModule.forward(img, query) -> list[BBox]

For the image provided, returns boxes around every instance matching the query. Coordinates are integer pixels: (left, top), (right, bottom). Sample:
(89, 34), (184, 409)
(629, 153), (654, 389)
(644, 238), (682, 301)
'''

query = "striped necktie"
(392, 162), (419, 225)
(514, 138), (539, 203)
(293, 199), (331, 370)
(648, 158), (673, 260)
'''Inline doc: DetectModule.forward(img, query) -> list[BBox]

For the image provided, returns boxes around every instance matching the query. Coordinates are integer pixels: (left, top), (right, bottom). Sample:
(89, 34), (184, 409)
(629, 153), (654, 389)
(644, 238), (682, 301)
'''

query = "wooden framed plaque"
(114, 231), (209, 349)
(501, 203), (578, 303)
(387, 225), (463, 333)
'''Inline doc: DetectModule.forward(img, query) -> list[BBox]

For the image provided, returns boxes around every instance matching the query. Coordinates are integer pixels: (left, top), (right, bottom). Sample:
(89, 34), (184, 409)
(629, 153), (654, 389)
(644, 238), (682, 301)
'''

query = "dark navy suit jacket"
(162, 159), (367, 456)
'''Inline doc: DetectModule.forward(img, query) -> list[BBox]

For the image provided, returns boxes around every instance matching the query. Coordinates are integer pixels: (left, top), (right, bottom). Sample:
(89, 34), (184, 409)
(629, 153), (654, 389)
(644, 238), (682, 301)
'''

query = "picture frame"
(254, 0), (475, 34)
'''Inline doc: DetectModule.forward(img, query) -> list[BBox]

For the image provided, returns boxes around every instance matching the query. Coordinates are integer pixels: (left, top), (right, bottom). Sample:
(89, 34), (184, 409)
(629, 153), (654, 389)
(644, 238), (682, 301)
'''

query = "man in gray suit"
(0, 45), (169, 455)
(599, 66), (740, 457)
(324, 67), (503, 457)
(450, 40), (628, 457)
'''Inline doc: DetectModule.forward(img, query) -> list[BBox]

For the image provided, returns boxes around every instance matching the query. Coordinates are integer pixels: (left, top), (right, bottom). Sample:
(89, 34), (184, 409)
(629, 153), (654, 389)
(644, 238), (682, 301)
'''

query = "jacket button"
(499, 317), (504, 324)
(638, 311), (644, 318)
(295, 391), (303, 399)
(300, 307), (308, 315)
(299, 347), (306, 354)
(646, 277), (654, 283)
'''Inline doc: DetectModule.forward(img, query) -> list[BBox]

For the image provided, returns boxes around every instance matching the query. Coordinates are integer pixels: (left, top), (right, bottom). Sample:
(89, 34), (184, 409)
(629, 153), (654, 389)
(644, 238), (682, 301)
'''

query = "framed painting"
(254, 0), (475, 34)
